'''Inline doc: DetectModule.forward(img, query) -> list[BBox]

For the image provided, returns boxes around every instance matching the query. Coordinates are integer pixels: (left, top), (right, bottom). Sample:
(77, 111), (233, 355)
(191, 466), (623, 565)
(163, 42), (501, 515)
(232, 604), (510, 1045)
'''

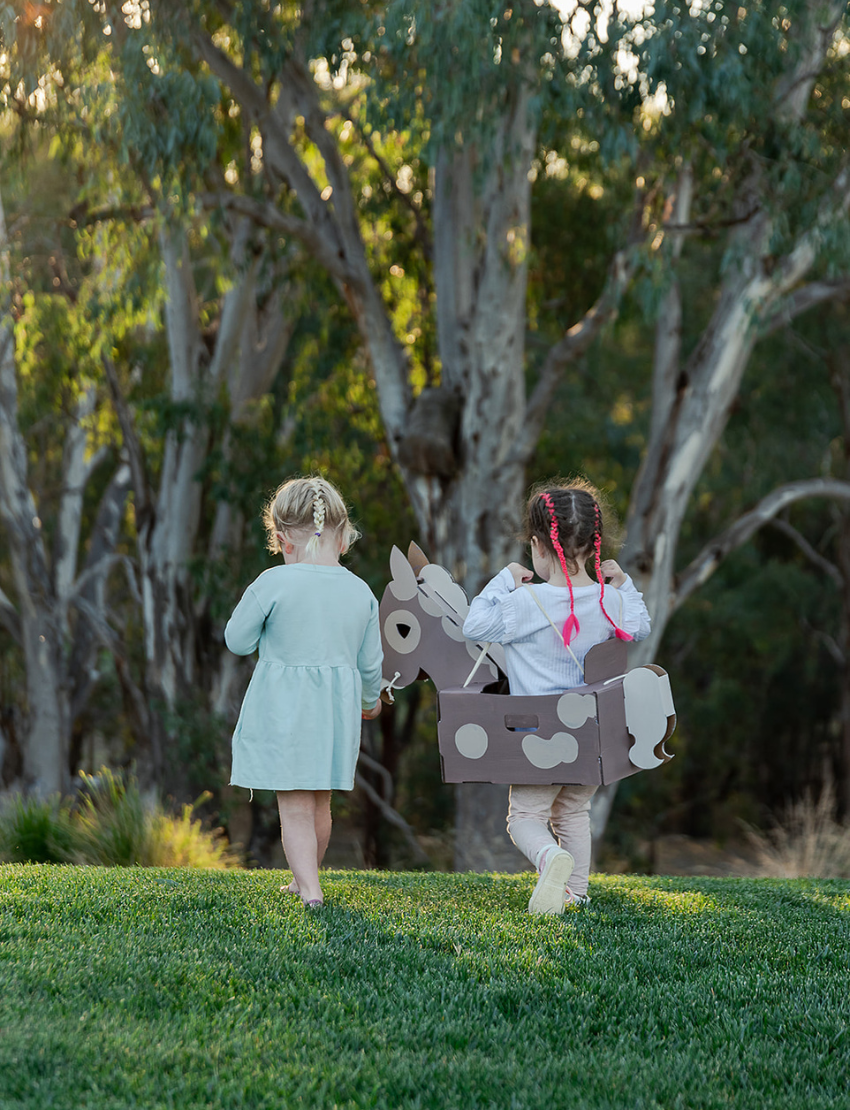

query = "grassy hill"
(1, 866), (848, 1109)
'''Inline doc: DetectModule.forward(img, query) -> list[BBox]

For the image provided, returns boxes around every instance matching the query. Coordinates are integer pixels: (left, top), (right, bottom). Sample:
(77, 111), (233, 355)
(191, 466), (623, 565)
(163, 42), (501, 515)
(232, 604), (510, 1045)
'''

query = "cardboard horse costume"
(379, 543), (676, 786)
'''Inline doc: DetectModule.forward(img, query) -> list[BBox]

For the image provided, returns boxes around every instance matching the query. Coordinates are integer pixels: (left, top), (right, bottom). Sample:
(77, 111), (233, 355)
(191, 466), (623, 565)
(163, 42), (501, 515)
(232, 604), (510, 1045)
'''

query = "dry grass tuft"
(744, 783), (850, 879)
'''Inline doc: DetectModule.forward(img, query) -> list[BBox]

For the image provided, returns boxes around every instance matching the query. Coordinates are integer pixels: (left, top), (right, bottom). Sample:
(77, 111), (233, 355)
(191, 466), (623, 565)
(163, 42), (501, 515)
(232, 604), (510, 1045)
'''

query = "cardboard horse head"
(379, 543), (676, 786)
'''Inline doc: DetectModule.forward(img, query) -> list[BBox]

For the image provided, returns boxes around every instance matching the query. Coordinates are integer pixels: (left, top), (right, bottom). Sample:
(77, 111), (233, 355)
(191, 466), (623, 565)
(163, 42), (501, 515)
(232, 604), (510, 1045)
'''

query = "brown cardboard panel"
(584, 638), (628, 684)
(437, 686), (603, 785)
(378, 544), (676, 785)
(380, 545), (505, 696)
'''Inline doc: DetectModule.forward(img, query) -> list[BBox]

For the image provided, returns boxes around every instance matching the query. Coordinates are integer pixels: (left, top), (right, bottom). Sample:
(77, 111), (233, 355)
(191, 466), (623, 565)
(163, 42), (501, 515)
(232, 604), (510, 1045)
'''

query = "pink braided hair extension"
(593, 503), (633, 642)
(540, 492), (580, 646)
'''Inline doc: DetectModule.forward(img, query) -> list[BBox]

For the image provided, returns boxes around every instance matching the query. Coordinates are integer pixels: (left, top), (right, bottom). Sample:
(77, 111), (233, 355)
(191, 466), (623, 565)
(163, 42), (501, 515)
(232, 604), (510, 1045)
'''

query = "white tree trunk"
(0, 188), (69, 796)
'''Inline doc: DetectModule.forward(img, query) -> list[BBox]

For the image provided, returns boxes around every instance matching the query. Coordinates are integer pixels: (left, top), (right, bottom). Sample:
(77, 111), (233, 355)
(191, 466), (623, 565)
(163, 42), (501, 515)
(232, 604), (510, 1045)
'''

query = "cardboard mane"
(379, 543), (676, 786)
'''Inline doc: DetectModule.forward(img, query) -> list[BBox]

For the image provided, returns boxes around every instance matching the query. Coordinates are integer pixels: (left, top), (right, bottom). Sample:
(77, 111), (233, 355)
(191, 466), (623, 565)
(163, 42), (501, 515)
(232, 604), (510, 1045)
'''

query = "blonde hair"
(263, 476), (360, 557)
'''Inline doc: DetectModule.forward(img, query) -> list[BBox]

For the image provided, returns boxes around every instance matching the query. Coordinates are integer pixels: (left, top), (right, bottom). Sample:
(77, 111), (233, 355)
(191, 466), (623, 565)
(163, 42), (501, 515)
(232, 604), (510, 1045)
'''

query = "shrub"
(0, 768), (240, 869)
(745, 783), (850, 878)
(75, 768), (152, 866)
(0, 794), (80, 864)
(149, 795), (239, 868)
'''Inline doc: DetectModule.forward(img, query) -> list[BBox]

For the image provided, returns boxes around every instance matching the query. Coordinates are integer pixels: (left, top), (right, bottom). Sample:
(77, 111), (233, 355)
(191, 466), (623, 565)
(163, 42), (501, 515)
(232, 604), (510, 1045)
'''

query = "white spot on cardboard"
(455, 723), (489, 759)
(384, 610), (421, 654)
(522, 732), (579, 769)
(623, 668), (674, 769)
(557, 693), (596, 729)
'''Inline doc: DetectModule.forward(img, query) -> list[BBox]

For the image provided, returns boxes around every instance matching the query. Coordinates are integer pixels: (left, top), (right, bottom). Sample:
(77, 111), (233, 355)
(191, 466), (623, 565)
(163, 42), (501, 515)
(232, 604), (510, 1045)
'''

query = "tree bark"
(0, 187), (69, 796)
(186, 4), (850, 868)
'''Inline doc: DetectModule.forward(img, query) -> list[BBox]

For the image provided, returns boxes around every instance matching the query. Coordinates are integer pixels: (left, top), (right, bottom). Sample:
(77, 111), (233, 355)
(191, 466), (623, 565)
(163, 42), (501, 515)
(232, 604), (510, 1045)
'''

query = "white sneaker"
(564, 888), (591, 908)
(528, 847), (575, 915)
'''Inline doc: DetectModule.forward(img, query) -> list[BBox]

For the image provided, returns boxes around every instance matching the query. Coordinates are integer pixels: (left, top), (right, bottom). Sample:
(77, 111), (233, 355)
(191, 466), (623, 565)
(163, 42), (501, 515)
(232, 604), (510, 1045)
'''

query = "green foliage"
(0, 769), (238, 868)
(75, 767), (154, 866)
(0, 794), (79, 864)
(1, 867), (849, 1109)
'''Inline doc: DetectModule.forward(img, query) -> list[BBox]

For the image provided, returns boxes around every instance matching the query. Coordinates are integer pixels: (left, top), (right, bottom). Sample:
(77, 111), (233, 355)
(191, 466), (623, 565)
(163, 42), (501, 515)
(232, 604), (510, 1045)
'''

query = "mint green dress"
(224, 564), (383, 791)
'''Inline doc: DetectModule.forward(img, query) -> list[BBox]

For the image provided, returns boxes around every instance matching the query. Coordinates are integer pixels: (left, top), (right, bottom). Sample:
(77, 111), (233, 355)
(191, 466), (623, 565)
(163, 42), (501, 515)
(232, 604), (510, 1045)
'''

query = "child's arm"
(462, 567), (522, 644)
(224, 587), (267, 655)
(610, 572), (652, 642)
(357, 596), (384, 713)
(599, 559), (627, 588)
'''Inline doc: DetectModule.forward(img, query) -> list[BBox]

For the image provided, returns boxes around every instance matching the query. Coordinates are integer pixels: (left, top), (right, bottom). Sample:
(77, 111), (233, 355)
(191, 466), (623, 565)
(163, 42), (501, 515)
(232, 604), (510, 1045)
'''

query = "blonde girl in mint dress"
(225, 477), (383, 907)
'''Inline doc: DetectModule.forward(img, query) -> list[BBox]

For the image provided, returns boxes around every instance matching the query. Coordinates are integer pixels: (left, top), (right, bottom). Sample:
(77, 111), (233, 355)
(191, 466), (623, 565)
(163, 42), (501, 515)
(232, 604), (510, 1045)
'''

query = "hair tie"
(305, 485), (326, 556)
(540, 492), (579, 646)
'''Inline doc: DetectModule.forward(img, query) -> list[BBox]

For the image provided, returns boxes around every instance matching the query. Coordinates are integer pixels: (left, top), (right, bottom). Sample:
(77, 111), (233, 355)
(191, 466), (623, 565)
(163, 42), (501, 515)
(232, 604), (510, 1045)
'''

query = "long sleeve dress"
(224, 563), (383, 791)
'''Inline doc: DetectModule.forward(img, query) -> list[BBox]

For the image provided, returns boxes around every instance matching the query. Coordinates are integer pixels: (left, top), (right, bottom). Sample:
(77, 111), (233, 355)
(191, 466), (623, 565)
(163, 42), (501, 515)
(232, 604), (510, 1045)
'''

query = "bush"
(75, 768), (153, 866)
(0, 794), (80, 864)
(0, 768), (239, 869)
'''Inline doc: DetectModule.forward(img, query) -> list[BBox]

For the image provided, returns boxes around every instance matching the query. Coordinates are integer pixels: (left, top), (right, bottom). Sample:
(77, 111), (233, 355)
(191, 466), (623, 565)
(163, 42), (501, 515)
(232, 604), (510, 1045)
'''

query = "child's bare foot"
(279, 880), (300, 895)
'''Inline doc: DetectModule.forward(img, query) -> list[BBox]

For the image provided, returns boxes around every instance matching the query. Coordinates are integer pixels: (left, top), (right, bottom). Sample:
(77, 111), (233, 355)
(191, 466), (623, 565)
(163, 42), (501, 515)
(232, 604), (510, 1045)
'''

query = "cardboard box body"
(379, 544), (675, 786)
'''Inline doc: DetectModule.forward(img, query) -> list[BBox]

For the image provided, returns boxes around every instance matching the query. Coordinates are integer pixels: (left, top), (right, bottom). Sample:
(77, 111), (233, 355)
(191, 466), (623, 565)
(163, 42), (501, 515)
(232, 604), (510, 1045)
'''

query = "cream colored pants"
(507, 783), (598, 897)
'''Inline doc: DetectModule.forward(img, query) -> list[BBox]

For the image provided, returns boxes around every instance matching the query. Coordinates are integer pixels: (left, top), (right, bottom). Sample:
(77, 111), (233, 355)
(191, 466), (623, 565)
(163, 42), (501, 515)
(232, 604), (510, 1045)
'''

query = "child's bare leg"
(280, 791), (332, 895)
(315, 790), (332, 866)
(277, 790), (324, 903)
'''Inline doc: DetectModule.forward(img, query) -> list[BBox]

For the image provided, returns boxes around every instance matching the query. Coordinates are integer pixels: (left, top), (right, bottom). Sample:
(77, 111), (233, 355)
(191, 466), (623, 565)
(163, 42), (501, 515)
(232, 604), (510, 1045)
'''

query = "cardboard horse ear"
(378, 543), (676, 786)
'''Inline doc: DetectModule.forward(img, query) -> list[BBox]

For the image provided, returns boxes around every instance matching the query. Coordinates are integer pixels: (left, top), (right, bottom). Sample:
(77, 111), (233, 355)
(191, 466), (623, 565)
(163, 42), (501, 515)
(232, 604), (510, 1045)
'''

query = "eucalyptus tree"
(161, 0), (850, 862)
(34, 0), (846, 862)
(0, 170), (136, 797)
(7, 1), (850, 858)
(0, 8), (301, 795)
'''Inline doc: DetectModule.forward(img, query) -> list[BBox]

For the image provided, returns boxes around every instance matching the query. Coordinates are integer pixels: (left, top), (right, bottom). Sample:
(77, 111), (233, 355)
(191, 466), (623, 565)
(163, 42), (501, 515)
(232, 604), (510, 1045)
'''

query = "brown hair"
(262, 476), (360, 556)
(522, 478), (617, 575)
(521, 477), (630, 643)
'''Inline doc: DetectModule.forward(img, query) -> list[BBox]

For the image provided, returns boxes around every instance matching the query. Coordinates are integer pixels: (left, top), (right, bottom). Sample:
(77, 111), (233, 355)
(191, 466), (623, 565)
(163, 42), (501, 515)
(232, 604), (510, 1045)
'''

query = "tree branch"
(199, 192), (335, 266)
(0, 585), (20, 644)
(192, 30), (352, 281)
(357, 748), (396, 804)
(69, 201), (157, 228)
(354, 769), (432, 866)
(354, 121), (432, 260)
(511, 245), (636, 464)
(674, 478), (850, 611)
(769, 517), (842, 585)
(760, 279), (850, 338)
(102, 358), (153, 540)
(68, 554), (142, 609)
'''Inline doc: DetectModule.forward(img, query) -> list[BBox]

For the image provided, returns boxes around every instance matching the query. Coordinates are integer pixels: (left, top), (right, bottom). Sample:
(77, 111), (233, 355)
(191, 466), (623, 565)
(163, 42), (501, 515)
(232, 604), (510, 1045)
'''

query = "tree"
(0, 171), (135, 796)
(5, 0), (850, 867)
(161, 0), (850, 862)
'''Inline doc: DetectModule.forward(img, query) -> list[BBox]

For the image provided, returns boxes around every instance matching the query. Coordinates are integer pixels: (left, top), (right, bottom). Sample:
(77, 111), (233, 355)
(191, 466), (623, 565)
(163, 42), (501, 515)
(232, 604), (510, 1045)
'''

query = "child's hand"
(599, 559), (627, 588)
(507, 562), (534, 589)
(362, 700), (382, 720)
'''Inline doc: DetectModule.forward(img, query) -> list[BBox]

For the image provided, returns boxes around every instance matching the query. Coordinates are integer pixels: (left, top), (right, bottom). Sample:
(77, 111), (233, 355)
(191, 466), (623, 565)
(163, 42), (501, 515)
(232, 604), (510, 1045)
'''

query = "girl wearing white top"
(462, 480), (651, 915)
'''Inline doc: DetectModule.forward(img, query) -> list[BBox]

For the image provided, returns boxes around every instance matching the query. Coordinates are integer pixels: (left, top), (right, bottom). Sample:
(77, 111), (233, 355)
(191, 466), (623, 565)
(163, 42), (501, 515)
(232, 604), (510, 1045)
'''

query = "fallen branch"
(354, 770), (432, 867)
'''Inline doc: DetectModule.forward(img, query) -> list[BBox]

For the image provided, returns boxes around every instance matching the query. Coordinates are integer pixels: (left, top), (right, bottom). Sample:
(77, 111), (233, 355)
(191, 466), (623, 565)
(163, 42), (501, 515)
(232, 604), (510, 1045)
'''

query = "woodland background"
(2, 0), (850, 872)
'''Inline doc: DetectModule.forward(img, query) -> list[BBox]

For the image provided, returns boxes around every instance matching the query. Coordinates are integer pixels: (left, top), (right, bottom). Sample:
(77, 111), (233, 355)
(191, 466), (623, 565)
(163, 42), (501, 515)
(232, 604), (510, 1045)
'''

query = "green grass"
(1, 868), (848, 1110)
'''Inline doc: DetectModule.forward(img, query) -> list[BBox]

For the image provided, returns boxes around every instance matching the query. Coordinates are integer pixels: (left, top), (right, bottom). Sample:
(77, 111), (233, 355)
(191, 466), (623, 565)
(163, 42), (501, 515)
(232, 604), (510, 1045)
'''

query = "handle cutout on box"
(505, 715), (539, 732)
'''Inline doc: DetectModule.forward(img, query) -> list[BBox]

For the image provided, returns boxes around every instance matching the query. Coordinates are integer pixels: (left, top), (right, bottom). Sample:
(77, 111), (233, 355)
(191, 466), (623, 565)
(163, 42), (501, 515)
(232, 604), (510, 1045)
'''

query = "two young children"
(226, 475), (650, 914)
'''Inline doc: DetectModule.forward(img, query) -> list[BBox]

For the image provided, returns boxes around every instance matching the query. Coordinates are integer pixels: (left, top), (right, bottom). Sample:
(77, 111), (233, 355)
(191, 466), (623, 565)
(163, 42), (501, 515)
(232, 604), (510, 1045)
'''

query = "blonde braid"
(306, 483), (326, 556)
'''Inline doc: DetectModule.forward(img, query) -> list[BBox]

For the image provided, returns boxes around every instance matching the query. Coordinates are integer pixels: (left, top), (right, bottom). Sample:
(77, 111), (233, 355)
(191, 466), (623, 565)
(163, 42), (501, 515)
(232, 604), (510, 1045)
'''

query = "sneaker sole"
(528, 851), (575, 915)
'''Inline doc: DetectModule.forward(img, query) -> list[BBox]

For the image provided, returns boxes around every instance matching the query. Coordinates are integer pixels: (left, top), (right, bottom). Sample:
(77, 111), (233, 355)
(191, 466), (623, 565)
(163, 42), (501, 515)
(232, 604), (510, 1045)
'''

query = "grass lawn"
(1, 866), (848, 1110)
